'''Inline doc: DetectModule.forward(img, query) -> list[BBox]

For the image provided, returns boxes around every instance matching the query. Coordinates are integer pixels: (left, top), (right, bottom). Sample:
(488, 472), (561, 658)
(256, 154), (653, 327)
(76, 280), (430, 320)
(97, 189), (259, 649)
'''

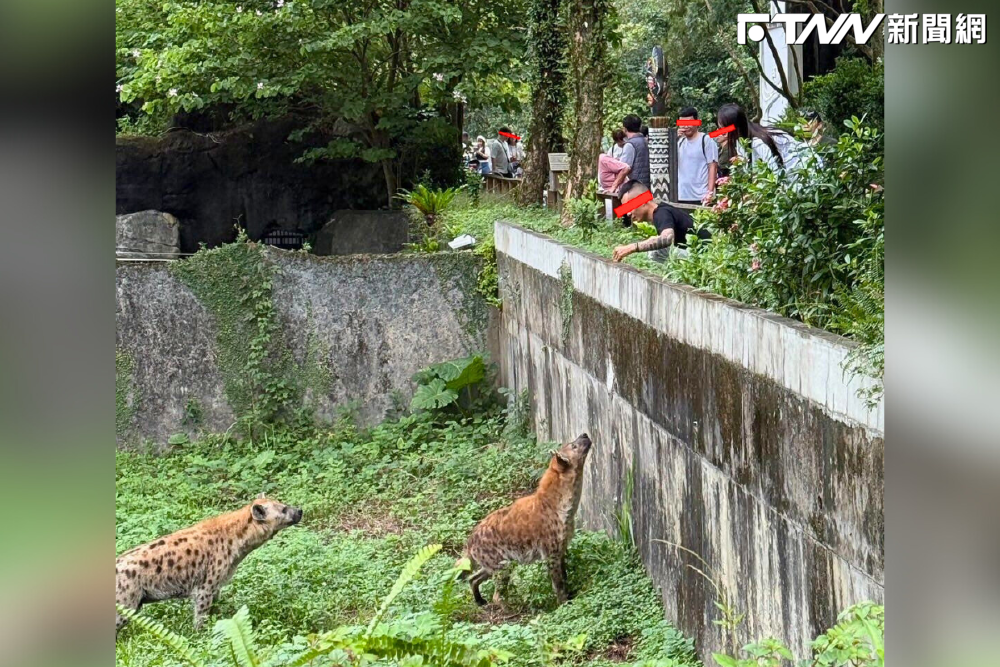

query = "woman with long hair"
(474, 136), (492, 175)
(716, 103), (806, 174)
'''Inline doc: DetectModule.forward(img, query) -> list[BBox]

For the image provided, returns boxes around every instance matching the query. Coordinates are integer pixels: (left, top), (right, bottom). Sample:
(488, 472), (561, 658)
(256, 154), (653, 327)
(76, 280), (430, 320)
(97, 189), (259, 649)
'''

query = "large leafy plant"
(410, 355), (492, 415)
(397, 184), (461, 227)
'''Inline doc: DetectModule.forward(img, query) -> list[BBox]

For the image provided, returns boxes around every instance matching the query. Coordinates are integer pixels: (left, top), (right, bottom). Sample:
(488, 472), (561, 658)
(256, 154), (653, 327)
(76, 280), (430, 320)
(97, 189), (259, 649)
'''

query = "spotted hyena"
(461, 433), (592, 605)
(115, 495), (302, 634)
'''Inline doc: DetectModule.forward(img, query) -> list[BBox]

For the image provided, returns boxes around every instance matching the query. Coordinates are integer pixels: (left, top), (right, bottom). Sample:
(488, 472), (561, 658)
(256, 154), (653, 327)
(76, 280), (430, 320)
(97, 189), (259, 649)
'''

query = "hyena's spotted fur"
(461, 433), (592, 605)
(115, 495), (302, 634)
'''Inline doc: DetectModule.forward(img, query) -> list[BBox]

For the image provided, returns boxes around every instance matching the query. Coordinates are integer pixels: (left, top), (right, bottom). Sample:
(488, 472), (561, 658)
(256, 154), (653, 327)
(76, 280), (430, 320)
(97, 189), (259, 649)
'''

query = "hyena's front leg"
(116, 587), (142, 636)
(548, 555), (569, 604)
(191, 586), (217, 630)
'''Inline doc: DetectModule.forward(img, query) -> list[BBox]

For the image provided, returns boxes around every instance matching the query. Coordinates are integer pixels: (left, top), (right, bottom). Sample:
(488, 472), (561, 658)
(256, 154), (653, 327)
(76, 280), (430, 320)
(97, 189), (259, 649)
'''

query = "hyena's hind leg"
(468, 569), (493, 606)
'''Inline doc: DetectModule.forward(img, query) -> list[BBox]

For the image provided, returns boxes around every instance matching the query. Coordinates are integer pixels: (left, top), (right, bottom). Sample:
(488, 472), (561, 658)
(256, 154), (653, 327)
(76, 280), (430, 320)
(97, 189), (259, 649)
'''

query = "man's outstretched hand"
(612, 244), (635, 262)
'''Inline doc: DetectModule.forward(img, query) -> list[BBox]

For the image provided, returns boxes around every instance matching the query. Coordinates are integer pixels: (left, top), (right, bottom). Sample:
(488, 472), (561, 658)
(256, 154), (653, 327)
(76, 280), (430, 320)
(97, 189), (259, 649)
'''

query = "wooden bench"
(546, 153), (570, 211)
(595, 189), (622, 221)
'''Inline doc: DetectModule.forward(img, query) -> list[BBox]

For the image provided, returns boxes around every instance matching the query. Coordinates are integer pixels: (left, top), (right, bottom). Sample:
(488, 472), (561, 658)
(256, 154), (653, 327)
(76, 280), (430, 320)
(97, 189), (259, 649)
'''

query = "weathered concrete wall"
(494, 221), (883, 661)
(116, 248), (495, 447)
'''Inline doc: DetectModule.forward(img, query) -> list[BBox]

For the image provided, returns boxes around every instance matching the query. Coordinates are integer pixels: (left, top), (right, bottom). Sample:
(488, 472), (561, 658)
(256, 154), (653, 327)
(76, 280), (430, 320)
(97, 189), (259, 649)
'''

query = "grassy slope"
(115, 408), (698, 667)
(438, 193), (678, 278)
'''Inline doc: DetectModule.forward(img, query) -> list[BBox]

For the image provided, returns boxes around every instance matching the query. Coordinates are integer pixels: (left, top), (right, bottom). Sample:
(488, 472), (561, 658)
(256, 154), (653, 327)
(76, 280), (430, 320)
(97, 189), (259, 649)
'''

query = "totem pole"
(645, 46), (674, 203)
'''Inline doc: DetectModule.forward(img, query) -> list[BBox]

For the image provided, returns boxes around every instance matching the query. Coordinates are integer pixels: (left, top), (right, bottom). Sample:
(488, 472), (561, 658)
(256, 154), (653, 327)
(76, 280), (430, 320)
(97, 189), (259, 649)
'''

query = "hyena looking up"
(460, 433), (592, 605)
(115, 495), (302, 634)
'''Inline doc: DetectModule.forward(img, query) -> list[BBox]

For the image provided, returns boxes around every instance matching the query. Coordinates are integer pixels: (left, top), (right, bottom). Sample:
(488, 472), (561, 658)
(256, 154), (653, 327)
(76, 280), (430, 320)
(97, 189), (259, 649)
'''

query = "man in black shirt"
(612, 184), (710, 263)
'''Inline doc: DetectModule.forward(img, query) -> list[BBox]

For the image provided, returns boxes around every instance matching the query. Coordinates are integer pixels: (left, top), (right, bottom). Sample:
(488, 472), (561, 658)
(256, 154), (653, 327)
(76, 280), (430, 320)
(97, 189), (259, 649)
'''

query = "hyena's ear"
(251, 504), (268, 521)
(553, 452), (571, 471)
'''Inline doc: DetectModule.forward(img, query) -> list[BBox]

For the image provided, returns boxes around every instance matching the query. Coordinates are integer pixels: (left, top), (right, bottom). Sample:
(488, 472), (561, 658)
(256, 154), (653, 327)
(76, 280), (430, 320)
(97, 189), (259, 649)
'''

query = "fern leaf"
(212, 606), (259, 667)
(365, 544), (442, 638)
(116, 604), (208, 667)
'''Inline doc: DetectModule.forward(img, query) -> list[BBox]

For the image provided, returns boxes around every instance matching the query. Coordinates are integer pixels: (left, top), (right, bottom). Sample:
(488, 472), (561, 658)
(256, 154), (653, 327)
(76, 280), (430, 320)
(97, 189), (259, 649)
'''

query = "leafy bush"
(804, 57), (884, 138)
(410, 355), (495, 416)
(397, 184), (461, 227)
(667, 117), (884, 400)
(713, 601), (884, 667)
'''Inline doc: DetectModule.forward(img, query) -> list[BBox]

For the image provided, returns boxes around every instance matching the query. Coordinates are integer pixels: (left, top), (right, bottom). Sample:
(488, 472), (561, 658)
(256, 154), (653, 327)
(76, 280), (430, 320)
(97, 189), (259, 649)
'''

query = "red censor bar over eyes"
(498, 131), (521, 140)
(676, 119), (702, 126)
(614, 190), (653, 217)
(709, 124), (736, 138)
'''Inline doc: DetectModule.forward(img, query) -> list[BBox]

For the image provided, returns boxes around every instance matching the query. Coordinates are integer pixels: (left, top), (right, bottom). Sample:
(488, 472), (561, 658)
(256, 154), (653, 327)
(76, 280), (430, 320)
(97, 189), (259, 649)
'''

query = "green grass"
(116, 407), (699, 667)
(438, 193), (682, 279)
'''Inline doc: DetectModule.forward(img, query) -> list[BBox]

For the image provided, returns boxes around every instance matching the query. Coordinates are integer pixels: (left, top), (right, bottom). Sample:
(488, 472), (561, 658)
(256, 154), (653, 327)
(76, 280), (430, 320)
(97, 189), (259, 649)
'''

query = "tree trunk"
(562, 0), (610, 224)
(518, 0), (567, 207)
(381, 159), (398, 208)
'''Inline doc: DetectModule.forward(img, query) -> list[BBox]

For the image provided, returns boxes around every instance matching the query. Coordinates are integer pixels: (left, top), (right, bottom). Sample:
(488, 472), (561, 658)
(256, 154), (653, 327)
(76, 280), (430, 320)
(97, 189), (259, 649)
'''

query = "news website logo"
(738, 13), (987, 46)
(737, 12), (885, 45)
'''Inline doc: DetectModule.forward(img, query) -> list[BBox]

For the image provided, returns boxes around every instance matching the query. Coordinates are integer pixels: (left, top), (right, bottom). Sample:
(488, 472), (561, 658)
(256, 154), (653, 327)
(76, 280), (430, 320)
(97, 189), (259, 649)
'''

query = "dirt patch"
(593, 635), (635, 663)
(327, 502), (409, 537)
(457, 601), (533, 625)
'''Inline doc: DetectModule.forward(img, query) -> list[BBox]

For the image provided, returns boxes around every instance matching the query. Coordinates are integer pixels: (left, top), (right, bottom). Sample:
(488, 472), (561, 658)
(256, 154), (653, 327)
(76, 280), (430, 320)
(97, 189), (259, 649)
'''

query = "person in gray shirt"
(490, 128), (514, 177)
(609, 114), (650, 196)
(676, 106), (718, 205)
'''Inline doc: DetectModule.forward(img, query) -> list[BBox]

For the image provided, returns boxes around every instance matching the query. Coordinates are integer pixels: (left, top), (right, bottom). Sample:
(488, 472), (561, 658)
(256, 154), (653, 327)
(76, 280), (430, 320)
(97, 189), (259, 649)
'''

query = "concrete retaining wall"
(494, 221), (883, 661)
(116, 248), (495, 447)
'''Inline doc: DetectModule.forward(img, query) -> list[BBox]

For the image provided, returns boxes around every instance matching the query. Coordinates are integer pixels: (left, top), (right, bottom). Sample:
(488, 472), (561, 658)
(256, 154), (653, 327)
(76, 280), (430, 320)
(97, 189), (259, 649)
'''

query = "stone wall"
(116, 248), (495, 447)
(494, 221), (883, 662)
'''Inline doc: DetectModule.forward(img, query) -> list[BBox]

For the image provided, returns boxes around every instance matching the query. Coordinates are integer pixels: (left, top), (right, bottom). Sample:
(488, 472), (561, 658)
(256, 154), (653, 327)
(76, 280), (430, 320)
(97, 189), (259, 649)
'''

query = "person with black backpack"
(676, 106), (718, 205)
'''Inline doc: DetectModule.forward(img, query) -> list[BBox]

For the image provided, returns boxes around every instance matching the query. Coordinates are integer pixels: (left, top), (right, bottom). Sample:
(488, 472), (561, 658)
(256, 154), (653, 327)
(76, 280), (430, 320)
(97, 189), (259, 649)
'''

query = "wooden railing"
(483, 174), (521, 195)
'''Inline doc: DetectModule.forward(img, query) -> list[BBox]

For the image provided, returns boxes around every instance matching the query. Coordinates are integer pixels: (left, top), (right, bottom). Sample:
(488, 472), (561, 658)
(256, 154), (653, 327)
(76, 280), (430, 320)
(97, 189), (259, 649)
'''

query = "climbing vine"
(116, 348), (140, 440)
(170, 231), (302, 436)
(559, 260), (574, 346)
(518, 0), (568, 206)
(430, 251), (494, 347)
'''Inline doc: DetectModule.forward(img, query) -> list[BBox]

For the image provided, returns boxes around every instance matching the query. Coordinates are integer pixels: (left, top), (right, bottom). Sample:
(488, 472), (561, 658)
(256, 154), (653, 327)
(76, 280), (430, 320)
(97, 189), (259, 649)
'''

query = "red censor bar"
(498, 131), (521, 141)
(709, 124), (735, 138)
(676, 119), (702, 126)
(614, 190), (653, 217)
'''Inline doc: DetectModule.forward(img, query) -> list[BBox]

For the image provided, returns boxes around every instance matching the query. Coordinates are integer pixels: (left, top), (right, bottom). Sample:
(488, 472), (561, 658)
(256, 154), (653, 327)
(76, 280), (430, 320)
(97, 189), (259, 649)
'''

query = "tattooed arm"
(612, 229), (674, 262)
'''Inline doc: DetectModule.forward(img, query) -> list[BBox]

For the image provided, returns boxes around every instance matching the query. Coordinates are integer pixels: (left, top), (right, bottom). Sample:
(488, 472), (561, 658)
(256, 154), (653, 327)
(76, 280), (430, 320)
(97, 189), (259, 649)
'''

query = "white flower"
(257, 82), (265, 90)
(168, 88), (178, 97)
(116, 84), (124, 93)
(452, 90), (467, 102)
(433, 72), (444, 82)
(276, 0), (284, 6)
(256, 9), (262, 15)
(132, 49), (141, 58)
(236, 5), (243, 11)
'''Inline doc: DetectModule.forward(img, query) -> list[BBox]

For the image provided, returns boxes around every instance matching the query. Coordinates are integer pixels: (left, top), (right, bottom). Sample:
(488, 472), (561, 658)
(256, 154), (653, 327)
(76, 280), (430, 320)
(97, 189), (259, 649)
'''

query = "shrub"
(397, 184), (461, 227)
(803, 57), (884, 138)
(713, 601), (884, 667)
(668, 117), (884, 400)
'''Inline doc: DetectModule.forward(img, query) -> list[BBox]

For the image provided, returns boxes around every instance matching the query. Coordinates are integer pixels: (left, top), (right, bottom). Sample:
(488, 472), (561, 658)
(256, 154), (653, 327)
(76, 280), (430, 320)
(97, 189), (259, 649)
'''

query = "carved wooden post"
(645, 46), (674, 203)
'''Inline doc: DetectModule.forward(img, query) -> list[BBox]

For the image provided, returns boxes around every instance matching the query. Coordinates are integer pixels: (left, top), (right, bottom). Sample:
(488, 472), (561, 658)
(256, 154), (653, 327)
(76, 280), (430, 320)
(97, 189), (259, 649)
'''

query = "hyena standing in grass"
(460, 433), (592, 605)
(115, 495), (302, 634)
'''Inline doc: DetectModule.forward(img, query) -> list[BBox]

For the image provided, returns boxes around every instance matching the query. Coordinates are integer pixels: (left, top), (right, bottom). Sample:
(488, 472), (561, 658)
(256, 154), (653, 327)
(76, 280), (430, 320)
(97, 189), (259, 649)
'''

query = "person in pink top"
(598, 152), (629, 191)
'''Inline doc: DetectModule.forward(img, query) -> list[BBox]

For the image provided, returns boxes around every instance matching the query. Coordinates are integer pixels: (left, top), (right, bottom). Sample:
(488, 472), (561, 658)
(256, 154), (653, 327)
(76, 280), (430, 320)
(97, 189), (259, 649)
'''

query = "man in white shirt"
(676, 106), (718, 205)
